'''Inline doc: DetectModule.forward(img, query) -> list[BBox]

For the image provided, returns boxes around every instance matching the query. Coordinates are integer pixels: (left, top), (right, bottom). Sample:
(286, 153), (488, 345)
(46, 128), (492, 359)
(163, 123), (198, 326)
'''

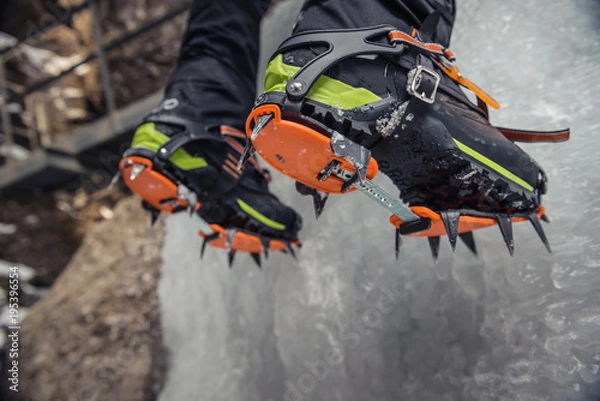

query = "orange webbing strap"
(220, 125), (247, 139)
(496, 127), (571, 143)
(438, 63), (501, 110)
(389, 29), (500, 110)
(220, 125), (272, 182)
(389, 30), (446, 57)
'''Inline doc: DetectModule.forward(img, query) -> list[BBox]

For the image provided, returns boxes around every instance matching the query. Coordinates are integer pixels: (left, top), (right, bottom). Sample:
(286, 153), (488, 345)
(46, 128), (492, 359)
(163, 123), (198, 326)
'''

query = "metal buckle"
(407, 65), (440, 104)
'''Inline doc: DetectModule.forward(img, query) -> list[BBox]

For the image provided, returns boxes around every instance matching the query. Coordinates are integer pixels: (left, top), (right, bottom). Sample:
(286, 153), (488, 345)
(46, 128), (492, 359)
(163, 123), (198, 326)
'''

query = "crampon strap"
(387, 28), (571, 142)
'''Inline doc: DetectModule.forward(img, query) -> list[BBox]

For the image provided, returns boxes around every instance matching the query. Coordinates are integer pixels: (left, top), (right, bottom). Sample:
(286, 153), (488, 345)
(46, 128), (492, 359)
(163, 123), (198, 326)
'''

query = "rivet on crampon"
(441, 211), (460, 252)
(427, 236), (441, 260)
(289, 81), (304, 93)
(527, 213), (551, 253)
(459, 231), (478, 257)
(496, 215), (514, 256)
(250, 253), (262, 268)
(130, 163), (146, 181)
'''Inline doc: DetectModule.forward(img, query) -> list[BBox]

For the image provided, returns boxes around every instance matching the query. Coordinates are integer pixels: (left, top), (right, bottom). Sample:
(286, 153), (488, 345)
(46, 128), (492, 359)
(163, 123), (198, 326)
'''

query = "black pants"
(160, 0), (455, 130)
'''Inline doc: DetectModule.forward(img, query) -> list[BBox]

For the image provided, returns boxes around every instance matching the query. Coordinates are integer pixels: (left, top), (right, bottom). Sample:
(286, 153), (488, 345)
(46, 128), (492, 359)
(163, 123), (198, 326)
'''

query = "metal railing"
(0, 0), (190, 186)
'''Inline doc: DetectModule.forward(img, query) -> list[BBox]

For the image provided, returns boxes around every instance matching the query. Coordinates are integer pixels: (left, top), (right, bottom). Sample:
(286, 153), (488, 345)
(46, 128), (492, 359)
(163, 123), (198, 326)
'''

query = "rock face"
(17, 196), (167, 401)
(0, 189), (82, 287)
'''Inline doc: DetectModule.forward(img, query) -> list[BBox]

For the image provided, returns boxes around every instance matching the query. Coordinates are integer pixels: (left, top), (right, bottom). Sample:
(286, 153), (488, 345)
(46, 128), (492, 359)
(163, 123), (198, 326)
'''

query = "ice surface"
(376, 101), (410, 137)
(158, 1), (600, 400)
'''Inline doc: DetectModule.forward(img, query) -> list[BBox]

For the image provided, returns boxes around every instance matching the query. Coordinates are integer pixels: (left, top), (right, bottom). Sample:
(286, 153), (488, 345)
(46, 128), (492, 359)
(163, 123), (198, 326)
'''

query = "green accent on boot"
(453, 139), (534, 191)
(236, 199), (286, 231)
(131, 123), (208, 170)
(264, 54), (381, 110)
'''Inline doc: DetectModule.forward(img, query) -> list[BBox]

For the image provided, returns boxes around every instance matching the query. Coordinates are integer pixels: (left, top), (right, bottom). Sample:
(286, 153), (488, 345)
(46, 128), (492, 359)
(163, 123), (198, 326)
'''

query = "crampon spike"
(527, 213), (551, 253)
(295, 181), (329, 219)
(286, 242), (297, 260)
(201, 232), (220, 259)
(395, 228), (402, 260)
(237, 140), (256, 170)
(261, 237), (270, 259)
(496, 215), (514, 256)
(251, 114), (274, 141)
(108, 171), (122, 189)
(313, 192), (329, 220)
(441, 211), (460, 252)
(459, 231), (478, 257)
(250, 253), (262, 268)
(228, 250), (236, 267)
(540, 214), (550, 224)
(150, 208), (160, 227)
(427, 236), (441, 260)
(130, 163), (146, 181)
(141, 200), (160, 228)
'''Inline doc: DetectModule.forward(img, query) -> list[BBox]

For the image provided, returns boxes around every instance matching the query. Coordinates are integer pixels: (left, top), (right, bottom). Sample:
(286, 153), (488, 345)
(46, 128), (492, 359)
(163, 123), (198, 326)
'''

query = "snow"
(158, 1), (600, 400)
(375, 100), (410, 137)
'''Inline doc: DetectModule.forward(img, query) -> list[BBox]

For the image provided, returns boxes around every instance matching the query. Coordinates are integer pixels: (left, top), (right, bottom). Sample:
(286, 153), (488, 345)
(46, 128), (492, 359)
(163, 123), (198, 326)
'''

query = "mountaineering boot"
(243, 16), (569, 257)
(118, 112), (302, 266)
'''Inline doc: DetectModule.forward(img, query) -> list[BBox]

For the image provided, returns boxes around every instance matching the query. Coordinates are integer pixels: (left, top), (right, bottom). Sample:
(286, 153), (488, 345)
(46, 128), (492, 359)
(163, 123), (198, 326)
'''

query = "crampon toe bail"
(120, 156), (198, 213)
(246, 104), (378, 194)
